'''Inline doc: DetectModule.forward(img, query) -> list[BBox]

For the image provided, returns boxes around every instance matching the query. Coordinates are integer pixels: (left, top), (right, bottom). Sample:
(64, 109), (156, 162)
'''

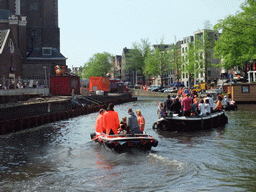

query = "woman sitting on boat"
(117, 117), (128, 134)
(157, 102), (166, 118)
(213, 95), (223, 112)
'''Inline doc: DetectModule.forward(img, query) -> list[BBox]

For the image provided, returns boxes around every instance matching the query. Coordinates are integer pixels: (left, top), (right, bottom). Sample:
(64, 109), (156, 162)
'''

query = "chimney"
(15, 0), (21, 15)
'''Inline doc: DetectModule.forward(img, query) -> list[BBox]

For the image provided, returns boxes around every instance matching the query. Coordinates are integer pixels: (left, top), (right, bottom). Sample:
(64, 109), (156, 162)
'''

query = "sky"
(58, 0), (244, 68)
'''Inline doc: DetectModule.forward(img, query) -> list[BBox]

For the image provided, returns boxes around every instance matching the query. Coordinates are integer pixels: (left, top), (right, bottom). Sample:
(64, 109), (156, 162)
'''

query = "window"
(42, 47), (52, 56)
(242, 86), (249, 93)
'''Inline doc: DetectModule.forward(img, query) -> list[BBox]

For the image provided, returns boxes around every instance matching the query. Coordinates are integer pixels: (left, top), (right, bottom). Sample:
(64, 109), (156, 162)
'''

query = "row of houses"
(110, 29), (222, 88)
(110, 29), (256, 88)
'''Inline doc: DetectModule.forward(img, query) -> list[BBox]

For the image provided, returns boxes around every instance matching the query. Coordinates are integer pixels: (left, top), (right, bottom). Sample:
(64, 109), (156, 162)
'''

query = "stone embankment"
(128, 88), (176, 97)
(0, 93), (137, 135)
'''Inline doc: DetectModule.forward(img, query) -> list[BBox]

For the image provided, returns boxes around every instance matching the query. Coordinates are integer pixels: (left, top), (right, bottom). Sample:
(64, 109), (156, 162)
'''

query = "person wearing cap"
(181, 93), (192, 116)
(136, 109), (145, 132)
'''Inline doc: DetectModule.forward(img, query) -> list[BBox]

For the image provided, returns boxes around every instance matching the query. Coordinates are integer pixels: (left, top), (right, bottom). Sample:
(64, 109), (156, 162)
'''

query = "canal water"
(0, 97), (255, 191)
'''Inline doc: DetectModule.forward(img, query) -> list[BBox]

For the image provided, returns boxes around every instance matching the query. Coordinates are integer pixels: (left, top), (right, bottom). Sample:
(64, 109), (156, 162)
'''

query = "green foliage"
(184, 27), (217, 82)
(144, 41), (173, 84)
(124, 39), (151, 73)
(213, 0), (256, 71)
(169, 39), (182, 81)
(81, 52), (113, 78)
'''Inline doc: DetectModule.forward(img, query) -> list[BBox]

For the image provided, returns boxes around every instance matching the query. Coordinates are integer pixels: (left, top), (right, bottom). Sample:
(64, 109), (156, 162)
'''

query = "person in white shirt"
(223, 95), (230, 109)
(204, 93), (214, 111)
(198, 99), (206, 116)
(205, 99), (211, 115)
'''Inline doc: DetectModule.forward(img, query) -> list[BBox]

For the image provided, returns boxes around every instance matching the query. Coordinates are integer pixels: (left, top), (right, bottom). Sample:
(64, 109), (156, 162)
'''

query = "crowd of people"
(95, 103), (145, 135)
(0, 81), (46, 90)
(94, 87), (237, 136)
(157, 87), (236, 118)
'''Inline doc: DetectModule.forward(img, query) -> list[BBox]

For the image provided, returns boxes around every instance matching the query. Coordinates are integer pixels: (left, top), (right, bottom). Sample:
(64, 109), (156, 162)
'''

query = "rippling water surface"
(0, 97), (256, 191)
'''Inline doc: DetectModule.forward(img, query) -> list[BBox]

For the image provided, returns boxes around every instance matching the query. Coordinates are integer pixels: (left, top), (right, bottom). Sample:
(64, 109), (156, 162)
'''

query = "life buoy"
(152, 140), (158, 147)
(152, 122), (158, 129)
(159, 120), (169, 131)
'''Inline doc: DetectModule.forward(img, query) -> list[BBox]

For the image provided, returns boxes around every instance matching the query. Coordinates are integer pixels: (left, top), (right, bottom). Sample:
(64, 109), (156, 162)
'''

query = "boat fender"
(105, 141), (115, 149)
(159, 120), (169, 131)
(90, 132), (96, 140)
(152, 122), (158, 129)
(152, 140), (158, 147)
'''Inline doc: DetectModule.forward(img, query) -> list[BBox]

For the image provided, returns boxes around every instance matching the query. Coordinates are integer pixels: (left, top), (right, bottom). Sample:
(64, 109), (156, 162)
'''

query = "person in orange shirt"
(95, 108), (105, 133)
(103, 103), (120, 135)
(136, 109), (145, 132)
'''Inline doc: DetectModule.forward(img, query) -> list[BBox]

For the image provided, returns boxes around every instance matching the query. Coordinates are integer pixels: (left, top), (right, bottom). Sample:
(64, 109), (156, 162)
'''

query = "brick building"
(0, 0), (66, 85)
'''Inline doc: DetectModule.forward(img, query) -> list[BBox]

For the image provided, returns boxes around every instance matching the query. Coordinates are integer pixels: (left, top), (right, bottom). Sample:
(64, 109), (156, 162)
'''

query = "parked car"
(148, 85), (161, 91)
(158, 87), (168, 93)
(164, 87), (177, 93)
(151, 86), (162, 92)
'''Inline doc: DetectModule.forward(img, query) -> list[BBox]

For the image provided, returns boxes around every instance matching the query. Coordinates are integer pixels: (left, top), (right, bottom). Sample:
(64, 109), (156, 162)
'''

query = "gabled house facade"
(181, 29), (221, 87)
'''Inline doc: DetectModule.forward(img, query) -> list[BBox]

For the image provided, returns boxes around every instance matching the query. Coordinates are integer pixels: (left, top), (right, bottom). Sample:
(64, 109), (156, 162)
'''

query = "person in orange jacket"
(136, 109), (145, 132)
(103, 103), (120, 135)
(95, 108), (106, 133)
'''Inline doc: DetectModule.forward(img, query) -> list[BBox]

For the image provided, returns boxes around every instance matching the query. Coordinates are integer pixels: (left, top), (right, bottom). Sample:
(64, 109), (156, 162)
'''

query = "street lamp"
(43, 66), (47, 88)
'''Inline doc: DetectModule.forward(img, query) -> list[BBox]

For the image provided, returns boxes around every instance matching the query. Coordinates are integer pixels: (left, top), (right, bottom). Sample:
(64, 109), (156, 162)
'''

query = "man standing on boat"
(181, 93), (192, 117)
(136, 109), (145, 132)
(95, 109), (105, 133)
(127, 108), (142, 134)
(164, 95), (172, 113)
(103, 103), (120, 135)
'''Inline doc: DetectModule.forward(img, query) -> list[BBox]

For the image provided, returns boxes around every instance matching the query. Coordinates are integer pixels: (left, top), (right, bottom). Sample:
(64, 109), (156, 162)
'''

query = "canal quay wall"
(128, 88), (176, 97)
(0, 93), (137, 135)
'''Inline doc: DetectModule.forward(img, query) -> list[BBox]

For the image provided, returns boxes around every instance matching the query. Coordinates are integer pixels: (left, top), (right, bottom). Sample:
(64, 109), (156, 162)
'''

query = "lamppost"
(43, 66), (47, 88)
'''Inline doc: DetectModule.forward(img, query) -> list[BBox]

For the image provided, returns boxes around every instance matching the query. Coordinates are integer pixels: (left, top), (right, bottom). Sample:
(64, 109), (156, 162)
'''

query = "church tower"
(0, 0), (66, 80)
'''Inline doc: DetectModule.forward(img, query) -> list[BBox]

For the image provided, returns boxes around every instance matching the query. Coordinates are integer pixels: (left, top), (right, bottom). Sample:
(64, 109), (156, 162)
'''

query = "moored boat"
(153, 111), (228, 132)
(90, 132), (158, 152)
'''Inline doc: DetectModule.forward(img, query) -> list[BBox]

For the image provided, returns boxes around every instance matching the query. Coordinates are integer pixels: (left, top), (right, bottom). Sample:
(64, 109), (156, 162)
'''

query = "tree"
(169, 37), (182, 82)
(184, 24), (217, 85)
(144, 41), (173, 86)
(123, 39), (151, 83)
(213, 0), (256, 78)
(81, 52), (113, 78)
